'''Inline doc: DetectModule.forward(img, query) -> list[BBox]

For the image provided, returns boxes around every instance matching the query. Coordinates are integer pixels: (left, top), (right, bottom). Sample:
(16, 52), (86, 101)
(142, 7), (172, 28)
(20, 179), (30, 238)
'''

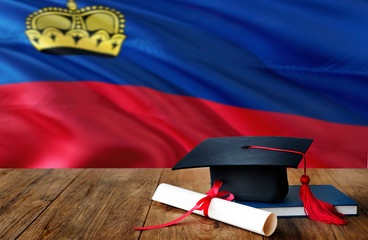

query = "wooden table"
(1, 168), (367, 239)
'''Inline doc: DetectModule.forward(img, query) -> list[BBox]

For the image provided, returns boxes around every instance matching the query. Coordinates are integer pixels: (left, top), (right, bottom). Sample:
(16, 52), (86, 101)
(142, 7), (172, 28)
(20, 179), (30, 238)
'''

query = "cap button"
(300, 175), (310, 185)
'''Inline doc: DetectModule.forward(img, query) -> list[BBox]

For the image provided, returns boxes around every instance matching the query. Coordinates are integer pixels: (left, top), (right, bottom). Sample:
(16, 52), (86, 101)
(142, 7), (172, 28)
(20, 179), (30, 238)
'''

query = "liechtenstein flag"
(0, 0), (367, 168)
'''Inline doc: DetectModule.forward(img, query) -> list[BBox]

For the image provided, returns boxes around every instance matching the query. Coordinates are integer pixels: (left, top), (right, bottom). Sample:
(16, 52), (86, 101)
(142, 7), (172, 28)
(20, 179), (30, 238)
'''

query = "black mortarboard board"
(172, 136), (313, 202)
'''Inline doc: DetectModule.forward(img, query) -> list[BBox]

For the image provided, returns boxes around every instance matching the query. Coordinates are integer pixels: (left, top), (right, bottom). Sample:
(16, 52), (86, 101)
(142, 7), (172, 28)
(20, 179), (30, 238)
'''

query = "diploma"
(152, 183), (277, 236)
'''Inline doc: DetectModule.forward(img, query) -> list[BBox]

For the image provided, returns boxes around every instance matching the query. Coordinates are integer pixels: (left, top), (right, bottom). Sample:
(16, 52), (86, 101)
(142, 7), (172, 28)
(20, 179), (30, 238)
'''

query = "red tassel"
(299, 175), (348, 225)
(247, 145), (349, 225)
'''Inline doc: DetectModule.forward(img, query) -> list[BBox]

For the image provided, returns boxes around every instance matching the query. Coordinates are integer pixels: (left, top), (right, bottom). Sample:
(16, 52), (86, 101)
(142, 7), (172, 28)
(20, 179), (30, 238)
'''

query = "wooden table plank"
(0, 169), (82, 240)
(320, 169), (368, 239)
(17, 169), (163, 240)
(1, 168), (366, 239)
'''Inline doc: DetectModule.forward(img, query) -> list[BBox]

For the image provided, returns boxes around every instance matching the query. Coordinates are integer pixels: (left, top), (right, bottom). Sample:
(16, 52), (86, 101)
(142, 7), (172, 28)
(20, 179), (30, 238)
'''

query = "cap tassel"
(246, 145), (348, 225)
(299, 174), (348, 225)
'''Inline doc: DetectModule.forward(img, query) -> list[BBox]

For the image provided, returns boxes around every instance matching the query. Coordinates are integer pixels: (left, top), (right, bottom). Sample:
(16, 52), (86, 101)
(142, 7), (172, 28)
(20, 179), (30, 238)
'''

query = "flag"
(0, 0), (367, 168)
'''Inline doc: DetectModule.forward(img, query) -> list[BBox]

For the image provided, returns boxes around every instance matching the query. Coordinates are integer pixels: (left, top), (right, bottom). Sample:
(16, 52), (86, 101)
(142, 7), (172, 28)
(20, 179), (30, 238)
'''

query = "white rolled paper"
(152, 183), (277, 236)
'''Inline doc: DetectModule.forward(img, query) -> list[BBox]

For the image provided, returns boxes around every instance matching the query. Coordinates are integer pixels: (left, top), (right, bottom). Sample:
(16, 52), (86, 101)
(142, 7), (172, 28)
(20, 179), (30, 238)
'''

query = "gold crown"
(25, 0), (126, 57)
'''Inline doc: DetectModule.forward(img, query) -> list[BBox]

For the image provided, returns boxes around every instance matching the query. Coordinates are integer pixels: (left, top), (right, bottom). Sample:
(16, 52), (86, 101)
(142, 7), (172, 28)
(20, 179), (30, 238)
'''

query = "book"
(235, 185), (358, 217)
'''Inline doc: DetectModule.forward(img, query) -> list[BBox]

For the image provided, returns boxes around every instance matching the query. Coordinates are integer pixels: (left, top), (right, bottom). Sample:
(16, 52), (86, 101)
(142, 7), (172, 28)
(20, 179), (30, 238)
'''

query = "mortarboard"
(172, 136), (313, 202)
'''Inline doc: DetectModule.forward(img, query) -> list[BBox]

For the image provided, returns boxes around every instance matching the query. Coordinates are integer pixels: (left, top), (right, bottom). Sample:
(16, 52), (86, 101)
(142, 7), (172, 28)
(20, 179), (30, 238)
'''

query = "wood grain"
(0, 168), (367, 239)
(17, 168), (163, 240)
(0, 169), (82, 240)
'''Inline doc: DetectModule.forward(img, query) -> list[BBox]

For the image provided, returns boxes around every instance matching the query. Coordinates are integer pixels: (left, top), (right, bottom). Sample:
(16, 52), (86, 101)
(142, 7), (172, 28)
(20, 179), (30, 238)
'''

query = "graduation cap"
(173, 136), (312, 202)
(173, 136), (348, 225)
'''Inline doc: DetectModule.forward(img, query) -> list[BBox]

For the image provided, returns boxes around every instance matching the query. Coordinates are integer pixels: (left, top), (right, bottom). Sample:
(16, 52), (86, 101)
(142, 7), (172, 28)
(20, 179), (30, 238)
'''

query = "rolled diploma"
(152, 183), (277, 236)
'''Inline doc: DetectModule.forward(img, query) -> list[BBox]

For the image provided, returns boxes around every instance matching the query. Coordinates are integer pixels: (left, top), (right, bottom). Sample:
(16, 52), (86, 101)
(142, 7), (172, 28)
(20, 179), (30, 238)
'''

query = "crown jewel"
(25, 0), (126, 57)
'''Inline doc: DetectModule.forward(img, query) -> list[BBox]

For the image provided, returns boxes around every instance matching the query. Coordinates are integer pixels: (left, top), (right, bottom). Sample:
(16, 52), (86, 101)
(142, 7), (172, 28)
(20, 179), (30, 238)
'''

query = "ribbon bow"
(134, 180), (234, 230)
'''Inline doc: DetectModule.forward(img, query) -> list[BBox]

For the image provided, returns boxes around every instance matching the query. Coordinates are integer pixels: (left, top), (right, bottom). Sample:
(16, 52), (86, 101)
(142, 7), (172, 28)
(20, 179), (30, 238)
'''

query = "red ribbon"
(134, 180), (234, 230)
